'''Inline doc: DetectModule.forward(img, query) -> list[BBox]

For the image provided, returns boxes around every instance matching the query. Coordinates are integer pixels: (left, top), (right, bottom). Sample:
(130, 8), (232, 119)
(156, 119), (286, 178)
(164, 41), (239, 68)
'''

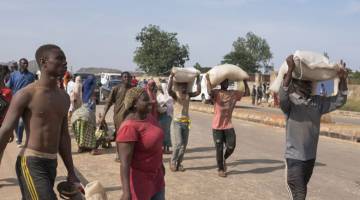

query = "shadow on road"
(163, 155), (215, 163)
(186, 158), (326, 175)
(186, 146), (215, 153)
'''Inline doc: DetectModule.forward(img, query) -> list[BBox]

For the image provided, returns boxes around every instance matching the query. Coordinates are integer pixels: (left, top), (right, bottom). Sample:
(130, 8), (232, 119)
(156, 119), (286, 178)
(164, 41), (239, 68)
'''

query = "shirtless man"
(0, 44), (81, 199)
(168, 73), (201, 172)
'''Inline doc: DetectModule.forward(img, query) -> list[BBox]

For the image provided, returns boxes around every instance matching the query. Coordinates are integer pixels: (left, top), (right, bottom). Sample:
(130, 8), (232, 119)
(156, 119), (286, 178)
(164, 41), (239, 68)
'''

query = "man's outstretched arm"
(58, 114), (80, 184)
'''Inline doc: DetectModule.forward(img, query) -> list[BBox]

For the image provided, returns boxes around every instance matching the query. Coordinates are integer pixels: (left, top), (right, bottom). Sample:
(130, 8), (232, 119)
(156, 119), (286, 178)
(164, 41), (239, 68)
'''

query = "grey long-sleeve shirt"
(279, 85), (347, 161)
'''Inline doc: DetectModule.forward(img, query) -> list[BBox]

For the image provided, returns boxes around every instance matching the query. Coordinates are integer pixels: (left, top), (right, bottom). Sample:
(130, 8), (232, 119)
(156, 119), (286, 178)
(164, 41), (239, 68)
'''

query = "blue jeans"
(16, 118), (24, 144)
(151, 188), (165, 200)
(170, 121), (189, 165)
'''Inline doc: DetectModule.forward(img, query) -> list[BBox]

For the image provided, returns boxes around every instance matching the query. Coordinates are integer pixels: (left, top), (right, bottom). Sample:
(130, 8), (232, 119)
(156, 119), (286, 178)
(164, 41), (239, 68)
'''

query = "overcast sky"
(0, 0), (359, 72)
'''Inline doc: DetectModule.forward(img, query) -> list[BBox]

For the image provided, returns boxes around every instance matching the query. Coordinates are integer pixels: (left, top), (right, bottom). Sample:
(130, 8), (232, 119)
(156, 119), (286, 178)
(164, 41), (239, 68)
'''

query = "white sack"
(206, 64), (249, 87)
(172, 67), (200, 83)
(269, 50), (342, 93)
(85, 181), (108, 200)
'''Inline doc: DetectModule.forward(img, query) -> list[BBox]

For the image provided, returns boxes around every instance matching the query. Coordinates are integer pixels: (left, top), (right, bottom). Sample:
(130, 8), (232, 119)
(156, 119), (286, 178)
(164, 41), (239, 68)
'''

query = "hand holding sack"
(206, 64), (249, 88)
(269, 50), (344, 93)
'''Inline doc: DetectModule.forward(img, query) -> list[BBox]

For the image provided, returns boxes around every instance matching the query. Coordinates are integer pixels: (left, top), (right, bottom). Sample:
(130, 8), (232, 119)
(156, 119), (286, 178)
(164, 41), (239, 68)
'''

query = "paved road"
(1, 108), (359, 199)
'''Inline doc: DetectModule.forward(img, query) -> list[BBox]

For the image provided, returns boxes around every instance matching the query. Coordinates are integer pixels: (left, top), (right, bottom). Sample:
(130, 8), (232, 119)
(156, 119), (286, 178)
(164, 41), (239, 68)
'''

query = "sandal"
(177, 164), (186, 172)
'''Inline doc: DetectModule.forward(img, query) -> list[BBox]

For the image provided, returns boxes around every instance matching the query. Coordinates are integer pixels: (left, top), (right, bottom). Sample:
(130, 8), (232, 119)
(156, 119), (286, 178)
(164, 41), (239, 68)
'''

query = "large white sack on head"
(172, 67), (200, 83)
(85, 181), (108, 200)
(269, 50), (342, 93)
(207, 64), (249, 87)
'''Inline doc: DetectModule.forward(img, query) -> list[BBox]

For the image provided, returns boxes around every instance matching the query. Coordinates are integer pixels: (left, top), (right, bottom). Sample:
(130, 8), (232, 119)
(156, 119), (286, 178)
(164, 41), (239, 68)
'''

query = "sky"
(0, 0), (359, 72)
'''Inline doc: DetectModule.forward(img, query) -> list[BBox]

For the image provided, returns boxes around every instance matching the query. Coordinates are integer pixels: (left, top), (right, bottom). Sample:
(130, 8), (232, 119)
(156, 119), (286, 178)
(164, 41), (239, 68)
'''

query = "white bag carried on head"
(206, 64), (249, 87)
(269, 50), (343, 93)
(171, 67), (200, 83)
(85, 181), (108, 200)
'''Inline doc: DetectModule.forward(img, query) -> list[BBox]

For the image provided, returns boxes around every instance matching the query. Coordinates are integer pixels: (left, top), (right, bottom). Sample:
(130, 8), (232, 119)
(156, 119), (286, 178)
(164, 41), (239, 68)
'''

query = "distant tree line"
(133, 25), (273, 75)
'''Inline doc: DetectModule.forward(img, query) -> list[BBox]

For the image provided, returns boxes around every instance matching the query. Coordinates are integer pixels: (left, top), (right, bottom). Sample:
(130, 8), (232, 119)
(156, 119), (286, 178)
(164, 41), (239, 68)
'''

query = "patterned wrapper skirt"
(72, 119), (96, 149)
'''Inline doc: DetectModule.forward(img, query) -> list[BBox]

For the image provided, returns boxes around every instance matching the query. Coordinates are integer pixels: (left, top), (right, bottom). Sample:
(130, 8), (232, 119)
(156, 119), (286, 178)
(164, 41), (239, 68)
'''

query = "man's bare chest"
(29, 92), (68, 118)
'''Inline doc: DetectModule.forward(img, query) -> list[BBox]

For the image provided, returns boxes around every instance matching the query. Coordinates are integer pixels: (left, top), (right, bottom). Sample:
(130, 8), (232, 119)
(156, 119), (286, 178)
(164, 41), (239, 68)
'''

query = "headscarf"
(82, 75), (96, 104)
(146, 79), (158, 118)
(73, 76), (82, 97)
(123, 87), (145, 116)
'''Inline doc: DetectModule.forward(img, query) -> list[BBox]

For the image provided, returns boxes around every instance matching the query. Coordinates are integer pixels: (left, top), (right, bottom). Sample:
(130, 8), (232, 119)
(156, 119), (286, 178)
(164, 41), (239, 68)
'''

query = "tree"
(133, 25), (189, 75)
(193, 62), (211, 73)
(193, 62), (202, 71)
(222, 32), (273, 73)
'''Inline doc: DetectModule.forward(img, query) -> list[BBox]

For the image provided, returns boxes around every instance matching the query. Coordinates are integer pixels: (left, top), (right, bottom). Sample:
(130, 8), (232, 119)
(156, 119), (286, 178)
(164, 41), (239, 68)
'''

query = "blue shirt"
(7, 70), (35, 94)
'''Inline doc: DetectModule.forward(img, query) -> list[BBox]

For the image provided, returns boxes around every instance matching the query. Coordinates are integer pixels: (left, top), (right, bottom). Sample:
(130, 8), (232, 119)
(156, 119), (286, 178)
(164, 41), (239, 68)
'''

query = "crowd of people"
(0, 44), (349, 200)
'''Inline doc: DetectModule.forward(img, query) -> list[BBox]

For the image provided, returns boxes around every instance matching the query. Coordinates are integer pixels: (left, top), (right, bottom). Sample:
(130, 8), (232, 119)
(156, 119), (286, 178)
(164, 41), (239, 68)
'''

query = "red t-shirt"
(0, 88), (12, 126)
(212, 90), (242, 130)
(116, 115), (165, 200)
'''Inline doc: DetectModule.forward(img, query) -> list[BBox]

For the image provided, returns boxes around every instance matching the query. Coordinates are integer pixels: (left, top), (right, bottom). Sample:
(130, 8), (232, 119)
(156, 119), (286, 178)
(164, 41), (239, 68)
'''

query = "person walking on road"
(205, 74), (250, 177)
(157, 83), (173, 154)
(167, 72), (201, 172)
(6, 58), (35, 147)
(279, 55), (348, 200)
(256, 84), (263, 105)
(0, 44), (82, 199)
(100, 71), (132, 161)
(251, 85), (257, 105)
(117, 87), (165, 200)
(146, 79), (159, 119)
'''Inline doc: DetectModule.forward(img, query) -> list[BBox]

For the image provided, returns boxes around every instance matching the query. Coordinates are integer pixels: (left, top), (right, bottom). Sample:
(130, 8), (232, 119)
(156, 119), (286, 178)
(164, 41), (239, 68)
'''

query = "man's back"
(22, 83), (69, 154)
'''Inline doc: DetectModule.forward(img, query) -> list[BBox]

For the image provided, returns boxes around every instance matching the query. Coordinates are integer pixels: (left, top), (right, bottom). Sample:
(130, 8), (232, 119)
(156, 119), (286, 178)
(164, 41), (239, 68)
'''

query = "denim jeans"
(16, 118), (25, 144)
(170, 121), (189, 165)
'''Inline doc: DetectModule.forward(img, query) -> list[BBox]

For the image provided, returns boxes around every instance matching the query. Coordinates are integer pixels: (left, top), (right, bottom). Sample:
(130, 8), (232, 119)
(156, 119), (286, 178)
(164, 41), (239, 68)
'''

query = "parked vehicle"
(100, 79), (122, 101)
(100, 72), (122, 86)
(190, 74), (211, 103)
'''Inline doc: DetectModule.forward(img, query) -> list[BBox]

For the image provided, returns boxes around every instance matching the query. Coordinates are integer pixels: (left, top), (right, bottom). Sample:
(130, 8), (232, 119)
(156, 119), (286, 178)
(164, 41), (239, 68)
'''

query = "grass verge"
(340, 98), (360, 112)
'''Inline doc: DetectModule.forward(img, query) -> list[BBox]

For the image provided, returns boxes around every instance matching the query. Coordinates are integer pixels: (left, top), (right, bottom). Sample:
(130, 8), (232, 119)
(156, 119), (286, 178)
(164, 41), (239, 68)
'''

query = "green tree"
(193, 62), (211, 73)
(133, 25), (189, 75)
(193, 62), (202, 70)
(222, 32), (273, 73)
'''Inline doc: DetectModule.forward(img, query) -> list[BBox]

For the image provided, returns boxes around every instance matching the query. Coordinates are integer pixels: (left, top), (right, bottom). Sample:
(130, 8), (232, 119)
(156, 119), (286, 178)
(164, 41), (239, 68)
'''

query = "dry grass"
(341, 98), (360, 112)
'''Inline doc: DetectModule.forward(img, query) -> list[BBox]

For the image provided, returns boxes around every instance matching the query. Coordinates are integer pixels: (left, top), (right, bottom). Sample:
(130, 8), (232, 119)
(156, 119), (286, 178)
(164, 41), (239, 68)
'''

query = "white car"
(190, 74), (211, 103)
(100, 72), (122, 85)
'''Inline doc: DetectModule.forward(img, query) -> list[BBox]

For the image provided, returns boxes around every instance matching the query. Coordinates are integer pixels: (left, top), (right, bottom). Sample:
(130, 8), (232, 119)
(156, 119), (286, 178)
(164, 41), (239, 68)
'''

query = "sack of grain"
(206, 64), (249, 87)
(269, 50), (343, 93)
(171, 67), (200, 83)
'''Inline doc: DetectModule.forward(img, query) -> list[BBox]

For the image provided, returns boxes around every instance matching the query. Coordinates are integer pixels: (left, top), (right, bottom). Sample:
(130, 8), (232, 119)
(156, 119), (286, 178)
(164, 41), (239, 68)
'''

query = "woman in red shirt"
(117, 87), (165, 200)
